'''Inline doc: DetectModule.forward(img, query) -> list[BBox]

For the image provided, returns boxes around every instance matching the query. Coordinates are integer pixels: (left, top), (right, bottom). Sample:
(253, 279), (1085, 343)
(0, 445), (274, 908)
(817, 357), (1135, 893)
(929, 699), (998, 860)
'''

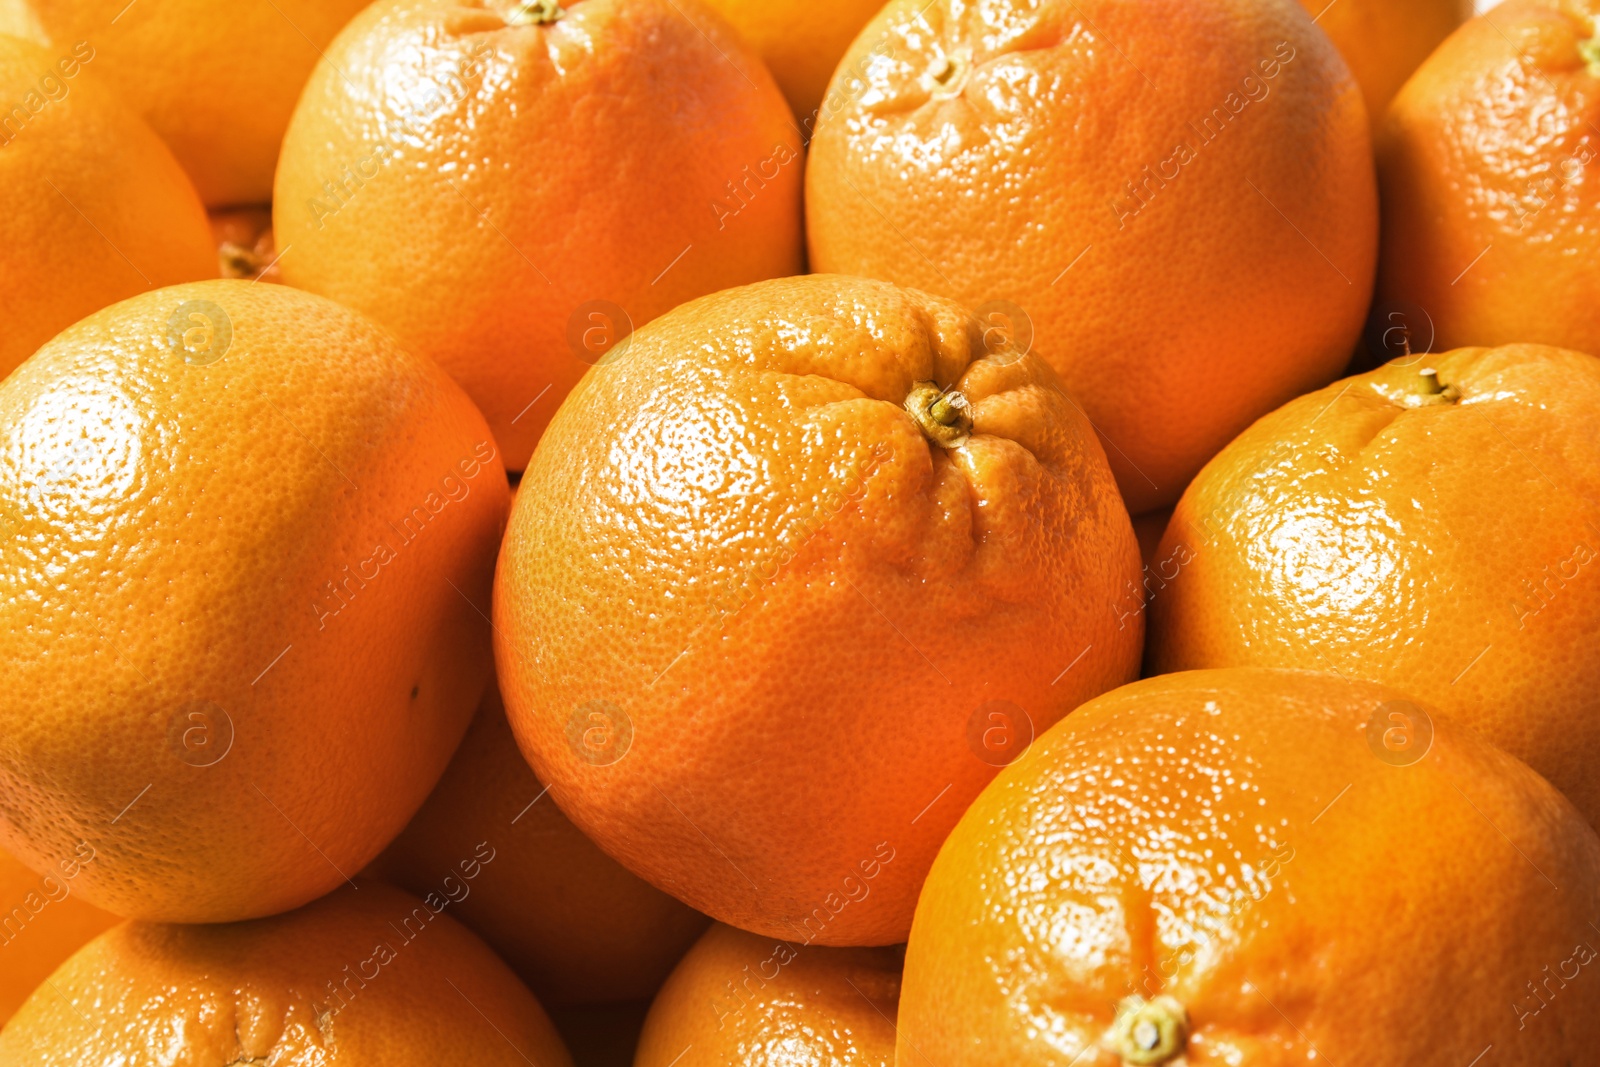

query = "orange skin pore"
(900, 668), (1600, 1065)
(1148, 345), (1600, 830)
(275, 0), (805, 471)
(636, 923), (901, 1067)
(0, 280), (509, 923)
(367, 683), (710, 1005)
(805, 0), (1377, 514)
(494, 274), (1143, 946)
(0, 882), (573, 1067)
(1376, 0), (1600, 356)
(0, 35), (214, 381)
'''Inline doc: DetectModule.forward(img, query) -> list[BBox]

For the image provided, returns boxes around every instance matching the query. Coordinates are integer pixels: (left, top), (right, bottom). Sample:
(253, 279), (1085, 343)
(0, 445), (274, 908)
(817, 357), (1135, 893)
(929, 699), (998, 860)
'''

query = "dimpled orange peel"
(0, 280), (509, 923)
(494, 273), (1144, 946)
(806, 0), (1377, 514)
(275, 0), (805, 471)
(635, 923), (901, 1067)
(900, 668), (1600, 1065)
(0, 882), (574, 1067)
(1298, 0), (1471, 132)
(367, 682), (711, 1005)
(1377, 0), (1600, 355)
(1149, 345), (1600, 829)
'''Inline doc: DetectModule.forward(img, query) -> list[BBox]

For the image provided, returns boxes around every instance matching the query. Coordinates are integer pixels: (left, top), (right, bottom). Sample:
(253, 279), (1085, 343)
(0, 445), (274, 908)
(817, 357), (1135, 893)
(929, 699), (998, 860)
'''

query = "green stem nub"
(506, 0), (563, 25)
(1579, 32), (1600, 77)
(1416, 367), (1460, 403)
(1108, 995), (1189, 1066)
(904, 380), (972, 448)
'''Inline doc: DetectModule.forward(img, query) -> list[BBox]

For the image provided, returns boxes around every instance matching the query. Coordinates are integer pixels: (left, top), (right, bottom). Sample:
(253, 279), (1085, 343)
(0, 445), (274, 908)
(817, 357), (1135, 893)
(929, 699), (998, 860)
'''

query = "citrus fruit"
(1299, 0), (1470, 131)
(275, 0), (805, 471)
(494, 273), (1143, 945)
(367, 681), (710, 1005)
(0, 279), (510, 923)
(0, 882), (574, 1066)
(0, 34), (213, 381)
(0, 845), (116, 1023)
(636, 923), (900, 1067)
(1147, 345), (1600, 828)
(1375, 0), (1600, 355)
(900, 668), (1600, 1064)
(699, 0), (890, 124)
(0, 0), (371, 205)
(805, 0), (1377, 514)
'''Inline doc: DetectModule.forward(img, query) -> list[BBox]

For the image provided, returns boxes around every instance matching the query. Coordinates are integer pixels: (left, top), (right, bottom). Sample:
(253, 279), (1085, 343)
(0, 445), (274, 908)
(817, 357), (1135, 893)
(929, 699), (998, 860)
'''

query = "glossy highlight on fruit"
(1376, 0), (1600, 355)
(494, 274), (1143, 945)
(0, 882), (574, 1067)
(275, 0), (805, 470)
(900, 669), (1600, 1065)
(0, 280), (509, 923)
(806, 0), (1378, 514)
(636, 923), (900, 1067)
(1148, 345), (1600, 829)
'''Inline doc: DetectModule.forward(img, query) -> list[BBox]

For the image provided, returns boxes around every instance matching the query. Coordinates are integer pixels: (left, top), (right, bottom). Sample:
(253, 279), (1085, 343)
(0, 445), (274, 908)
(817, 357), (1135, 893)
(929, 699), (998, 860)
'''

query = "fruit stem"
(506, 0), (563, 25)
(1580, 31), (1600, 77)
(1108, 995), (1189, 1065)
(1415, 367), (1461, 403)
(904, 381), (972, 448)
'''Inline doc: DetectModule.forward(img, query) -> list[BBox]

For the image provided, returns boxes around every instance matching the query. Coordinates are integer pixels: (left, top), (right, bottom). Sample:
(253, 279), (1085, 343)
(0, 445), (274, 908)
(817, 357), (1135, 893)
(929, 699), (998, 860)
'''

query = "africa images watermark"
(1110, 39), (1299, 229)
(311, 841), (497, 1022)
(0, 840), (98, 951)
(0, 40), (95, 149)
(312, 440), (499, 630)
(706, 840), (898, 1030)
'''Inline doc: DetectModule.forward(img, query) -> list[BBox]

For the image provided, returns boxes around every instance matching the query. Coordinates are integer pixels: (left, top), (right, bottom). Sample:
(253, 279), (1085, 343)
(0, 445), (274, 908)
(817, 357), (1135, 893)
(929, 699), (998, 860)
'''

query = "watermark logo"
(966, 699), (1034, 766)
(972, 300), (1033, 363)
(566, 300), (634, 366)
(1364, 699), (1433, 767)
(1364, 300), (1433, 364)
(167, 300), (233, 366)
(567, 700), (632, 766)
(166, 700), (235, 767)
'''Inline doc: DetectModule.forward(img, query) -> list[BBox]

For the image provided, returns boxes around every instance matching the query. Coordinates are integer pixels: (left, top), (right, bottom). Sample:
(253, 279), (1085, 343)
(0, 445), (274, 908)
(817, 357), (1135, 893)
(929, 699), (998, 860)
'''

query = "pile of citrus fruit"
(2, 0), (1598, 1062)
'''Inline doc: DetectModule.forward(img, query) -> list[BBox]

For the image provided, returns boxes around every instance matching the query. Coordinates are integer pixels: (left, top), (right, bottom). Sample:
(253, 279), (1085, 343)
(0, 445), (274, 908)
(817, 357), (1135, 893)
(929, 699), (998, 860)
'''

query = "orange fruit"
(0, 882), (573, 1066)
(900, 668), (1600, 1064)
(0, 34), (213, 381)
(0, 279), (509, 923)
(636, 923), (901, 1067)
(805, 0), (1377, 515)
(699, 0), (890, 124)
(367, 682), (710, 1005)
(1147, 346), (1600, 828)
(0, 845), (117, 1023)
(1375, 0), (1600, 356)
(275, 0), (805, 471)
(1299, 0), (1470, 131)
(0, 0), (370, 205)
(494, 274), (1143, 945)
